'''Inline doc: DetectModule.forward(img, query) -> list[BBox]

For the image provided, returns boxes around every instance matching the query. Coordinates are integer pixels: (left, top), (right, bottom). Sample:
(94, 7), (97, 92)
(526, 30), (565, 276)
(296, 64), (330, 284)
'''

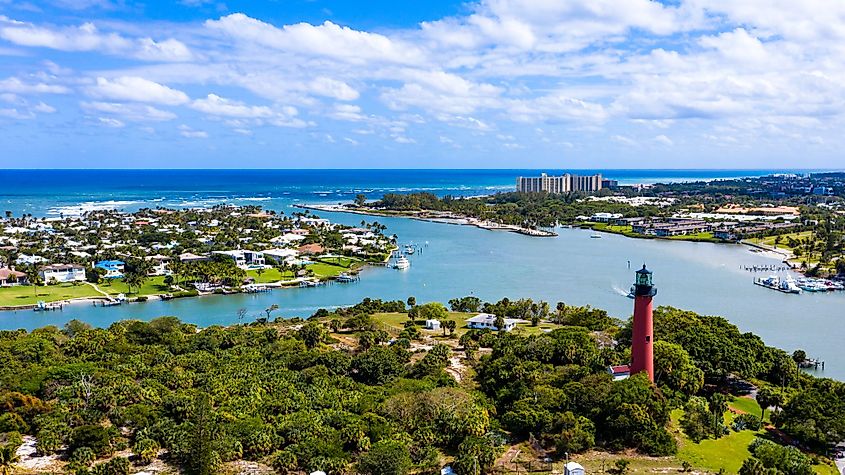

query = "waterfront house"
(212, 250), (266, 269)
(466, 313), (520, 331)
(616, 217), (646, 226)
(0, 267), (27, 286)
(39, 264), (86, 283)
(95, 260), (125, 278)
(713, 228), (739, 241)
(262, 248), (299, 263)
(607, 365), (631, 381)
(146, 254), (171, 275)
(590, 212), (623, 222)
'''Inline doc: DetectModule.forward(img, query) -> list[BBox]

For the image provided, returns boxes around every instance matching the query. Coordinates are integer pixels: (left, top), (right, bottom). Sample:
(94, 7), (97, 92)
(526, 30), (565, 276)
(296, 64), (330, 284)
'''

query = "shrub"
(69, 446), (96, 467)
(132, 438), (159, 465)
(0, 413), (29, 433)
(732, 414), (762, 432)
(69, 425), (115, 457)
(358, 440), (412, 475)
(91, 456), (131, 475)
(271, 449), (298, 474)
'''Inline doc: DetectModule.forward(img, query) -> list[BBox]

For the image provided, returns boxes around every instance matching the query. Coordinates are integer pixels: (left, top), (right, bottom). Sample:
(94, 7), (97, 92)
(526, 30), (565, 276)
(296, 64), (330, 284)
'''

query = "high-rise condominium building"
(516, 173), (604, 194)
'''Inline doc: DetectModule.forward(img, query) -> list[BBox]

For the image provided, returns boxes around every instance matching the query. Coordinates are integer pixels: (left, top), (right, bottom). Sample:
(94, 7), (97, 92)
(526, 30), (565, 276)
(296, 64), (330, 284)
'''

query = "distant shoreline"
(300, 202), (800, 267)
(296, 203), (558, 237)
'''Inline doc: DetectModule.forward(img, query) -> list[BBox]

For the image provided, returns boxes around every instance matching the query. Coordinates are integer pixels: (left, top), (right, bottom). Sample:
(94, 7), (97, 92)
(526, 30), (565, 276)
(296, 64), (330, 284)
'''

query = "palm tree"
(26, 268), (43, 299)
(123, 271), (145, 295)
(0, 444), (20, 475)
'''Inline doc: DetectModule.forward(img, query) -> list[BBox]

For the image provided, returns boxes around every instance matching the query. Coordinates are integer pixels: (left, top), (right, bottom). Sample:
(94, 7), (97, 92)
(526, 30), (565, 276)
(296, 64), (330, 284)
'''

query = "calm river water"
(2, 210), (843, 379)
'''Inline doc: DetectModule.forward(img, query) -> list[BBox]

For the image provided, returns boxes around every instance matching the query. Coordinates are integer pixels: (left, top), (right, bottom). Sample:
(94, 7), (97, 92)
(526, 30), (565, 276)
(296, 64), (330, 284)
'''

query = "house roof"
(0, 267), (26, 279)
(609, 365), (631, 374)
(297, 243), (324, 254)
(40, 264), (84, 271)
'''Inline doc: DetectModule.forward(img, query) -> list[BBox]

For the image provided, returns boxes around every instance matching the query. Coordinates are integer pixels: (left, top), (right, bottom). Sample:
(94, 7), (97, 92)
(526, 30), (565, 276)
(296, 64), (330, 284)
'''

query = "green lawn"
(673, 408), (759, 474)
(671, 406), (837, 474)
(748, 231), (814, 251)
(589, 223), (720, 243)
(0, 283), (100, 307)
(589, 223), (643, 238)
(247, 268), (296, 283)
(728, 396), (769, 422)
(246, 259), (360, 283)
(371, 311), (563, 337)
(98, 276), (169, 296)
(316, 256), (361, 267)
(668, 231), (719, 242)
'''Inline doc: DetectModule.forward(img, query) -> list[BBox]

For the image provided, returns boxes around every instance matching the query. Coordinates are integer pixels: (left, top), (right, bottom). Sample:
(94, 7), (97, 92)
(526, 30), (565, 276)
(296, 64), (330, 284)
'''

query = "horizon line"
(1, 167), (841, 172)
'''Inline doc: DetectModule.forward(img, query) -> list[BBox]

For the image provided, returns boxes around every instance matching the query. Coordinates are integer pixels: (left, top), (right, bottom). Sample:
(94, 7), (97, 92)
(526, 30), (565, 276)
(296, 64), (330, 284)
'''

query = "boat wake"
(612, 284), (630, 297)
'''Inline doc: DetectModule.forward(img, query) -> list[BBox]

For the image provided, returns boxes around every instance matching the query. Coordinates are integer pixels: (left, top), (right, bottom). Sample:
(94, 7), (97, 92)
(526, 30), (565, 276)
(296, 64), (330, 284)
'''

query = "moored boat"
(393, 255), (410, 270)
(336, 273), (358, 283)
(754, 275), (801, 294)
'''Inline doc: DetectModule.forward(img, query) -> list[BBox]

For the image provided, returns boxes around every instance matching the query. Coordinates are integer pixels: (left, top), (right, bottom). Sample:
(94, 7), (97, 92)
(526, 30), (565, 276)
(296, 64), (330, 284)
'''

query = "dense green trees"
(1, 297), (842, 473)
(776, 380), (845, 449)
(742, 439), (814, 475)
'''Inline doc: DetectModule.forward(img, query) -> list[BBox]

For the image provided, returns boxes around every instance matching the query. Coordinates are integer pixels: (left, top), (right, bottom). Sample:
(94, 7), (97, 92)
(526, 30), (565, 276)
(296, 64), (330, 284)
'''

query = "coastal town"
(0, 205), (397, 309)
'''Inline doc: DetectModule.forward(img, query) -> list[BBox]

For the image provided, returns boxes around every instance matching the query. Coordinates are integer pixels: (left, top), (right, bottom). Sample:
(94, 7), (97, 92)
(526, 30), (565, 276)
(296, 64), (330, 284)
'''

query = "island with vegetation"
(0, 295), (842, 474)
(0, 205), (396, 310)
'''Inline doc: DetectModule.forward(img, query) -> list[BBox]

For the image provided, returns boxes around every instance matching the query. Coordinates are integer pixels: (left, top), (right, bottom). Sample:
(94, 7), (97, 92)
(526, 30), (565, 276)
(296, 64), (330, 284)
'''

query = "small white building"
(39, 264), (86, 283)
(425, 319), (441, 330)
(262, 248), (299, 263)
(466, 313), (521, 332)
(564, 462), (585, 475)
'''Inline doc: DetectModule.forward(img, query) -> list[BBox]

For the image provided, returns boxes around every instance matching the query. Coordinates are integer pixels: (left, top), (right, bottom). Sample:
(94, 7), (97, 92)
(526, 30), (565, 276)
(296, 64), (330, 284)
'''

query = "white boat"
(780, 275), (801, 294)
(754, 275), (800, 294)
(394, 256), (410, 270)
(797, 278), (827, 292)
(404, 245), (415, 255)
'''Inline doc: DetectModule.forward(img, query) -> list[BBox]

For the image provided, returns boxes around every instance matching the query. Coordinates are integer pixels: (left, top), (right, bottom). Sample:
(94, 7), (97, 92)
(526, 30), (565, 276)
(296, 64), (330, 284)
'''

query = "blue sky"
(1, 0), (844, 168)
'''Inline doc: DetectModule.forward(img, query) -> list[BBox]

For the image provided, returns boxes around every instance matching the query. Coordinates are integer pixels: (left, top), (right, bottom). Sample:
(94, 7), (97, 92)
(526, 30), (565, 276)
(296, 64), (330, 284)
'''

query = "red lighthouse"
(631, 265), (656, 382)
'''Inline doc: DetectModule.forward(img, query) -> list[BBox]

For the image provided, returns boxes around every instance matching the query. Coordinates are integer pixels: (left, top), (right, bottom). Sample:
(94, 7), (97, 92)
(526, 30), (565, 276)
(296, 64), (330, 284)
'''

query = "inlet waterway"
(2, 210), (843, 380)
